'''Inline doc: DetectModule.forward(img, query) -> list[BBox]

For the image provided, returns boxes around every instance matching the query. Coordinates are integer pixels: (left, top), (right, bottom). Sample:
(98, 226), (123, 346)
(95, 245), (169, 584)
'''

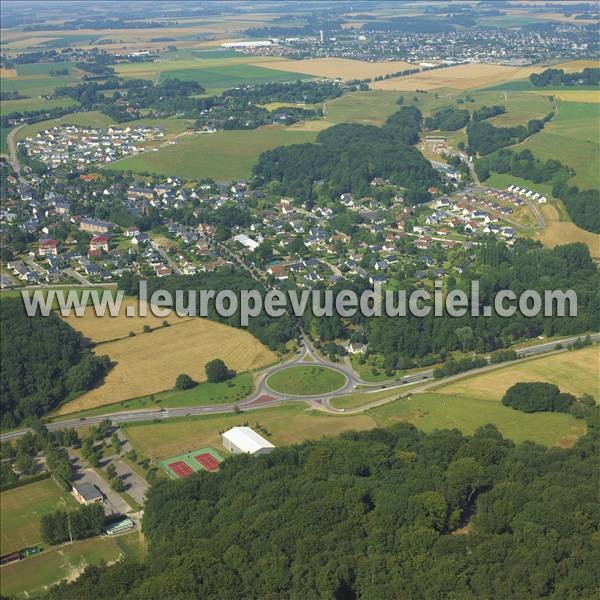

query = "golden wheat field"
(530, 90), (600, 103)
(57, 318), (276, 414)
(437, 346), (600, 401)
(258, 57), (416, 80)
(60, 298), (195, 343)
(370, 63), (544, 91)
(535, 205), (600, 258)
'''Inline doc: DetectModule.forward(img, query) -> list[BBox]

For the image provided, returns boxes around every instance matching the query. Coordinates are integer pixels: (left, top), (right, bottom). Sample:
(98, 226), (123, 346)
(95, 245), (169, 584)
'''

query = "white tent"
(222, 427), (275, 455)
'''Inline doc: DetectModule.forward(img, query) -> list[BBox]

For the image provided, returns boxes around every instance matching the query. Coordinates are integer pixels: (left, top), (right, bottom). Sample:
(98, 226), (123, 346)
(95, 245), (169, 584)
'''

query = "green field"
(158, 64), (313, 91)
(49, 371), (255, 419)
(267, 366), (347, 395)
(15, 62), (78, 76)
(107, 126), (318, 181)
(485, 172), (555, 198)
(518, 100), (600, 189)
(1, 95), (79, 114)
(324, 90), (403, 125)
(0, 478), (78, 555)
(0, 534), (141, 598)
(0, 126), (12, 153)
(0, 76), (73, 96)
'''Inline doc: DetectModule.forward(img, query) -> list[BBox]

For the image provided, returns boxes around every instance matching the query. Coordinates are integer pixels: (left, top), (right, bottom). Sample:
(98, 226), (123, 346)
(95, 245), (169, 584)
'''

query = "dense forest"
(475, 148), (600, 233)
(530, 67), (600, 87)
(0, 298), (111, 428)
(44, 419), (600, 598)
(252, 106), (441, 201)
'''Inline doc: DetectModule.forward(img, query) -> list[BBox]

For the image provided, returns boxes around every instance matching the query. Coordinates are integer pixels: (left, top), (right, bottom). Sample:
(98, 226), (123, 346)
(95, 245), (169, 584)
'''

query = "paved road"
(1, 333), (597, 442)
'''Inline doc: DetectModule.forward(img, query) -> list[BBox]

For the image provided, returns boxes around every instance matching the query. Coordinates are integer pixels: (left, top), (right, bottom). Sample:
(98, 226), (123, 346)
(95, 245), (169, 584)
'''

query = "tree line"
(0, 298), (111, 427)
(42, 417), (600, 598)
(530, 67), (600, 87)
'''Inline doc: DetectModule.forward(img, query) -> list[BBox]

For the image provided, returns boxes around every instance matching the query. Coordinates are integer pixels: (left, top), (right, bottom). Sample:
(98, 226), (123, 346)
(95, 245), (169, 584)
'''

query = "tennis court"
(158, 447), (224, 479)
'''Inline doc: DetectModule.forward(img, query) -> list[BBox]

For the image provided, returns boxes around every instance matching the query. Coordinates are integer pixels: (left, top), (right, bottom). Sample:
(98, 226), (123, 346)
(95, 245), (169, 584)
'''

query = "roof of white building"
(222, 426), (275, 453)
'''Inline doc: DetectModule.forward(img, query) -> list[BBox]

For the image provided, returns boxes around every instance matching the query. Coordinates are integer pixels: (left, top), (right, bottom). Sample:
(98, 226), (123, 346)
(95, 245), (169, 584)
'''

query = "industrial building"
(222, 427), (275, 456)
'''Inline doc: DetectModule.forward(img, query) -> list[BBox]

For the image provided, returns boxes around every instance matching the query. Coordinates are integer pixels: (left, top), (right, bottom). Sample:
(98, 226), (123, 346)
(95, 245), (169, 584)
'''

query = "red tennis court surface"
(194, 453), (221, 472)
(167, 460), (194, 478)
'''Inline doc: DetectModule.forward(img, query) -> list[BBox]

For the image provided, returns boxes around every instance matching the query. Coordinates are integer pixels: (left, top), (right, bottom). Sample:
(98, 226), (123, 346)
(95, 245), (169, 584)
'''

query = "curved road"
(1, 333), (597, 442)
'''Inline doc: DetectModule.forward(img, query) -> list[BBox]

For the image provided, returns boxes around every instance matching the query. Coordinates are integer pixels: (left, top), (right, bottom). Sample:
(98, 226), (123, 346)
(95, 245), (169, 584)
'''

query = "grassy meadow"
(107, 126), (318, 181)
(0, 478), (78, 555)
(267, 366), (346, 395)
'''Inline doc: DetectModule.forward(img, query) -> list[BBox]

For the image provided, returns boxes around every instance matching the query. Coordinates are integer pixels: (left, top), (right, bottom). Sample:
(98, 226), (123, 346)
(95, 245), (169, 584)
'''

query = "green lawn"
(0, 535), (139, 598)
(0, 126), (12, 154)
(158, 64), (313, 92)
(484, 172), (555, 197)
(0, 478), (78, 555)
(107, 125), (318, 181)
(267, 366), (346, 395)
(15, 110), (116, 141)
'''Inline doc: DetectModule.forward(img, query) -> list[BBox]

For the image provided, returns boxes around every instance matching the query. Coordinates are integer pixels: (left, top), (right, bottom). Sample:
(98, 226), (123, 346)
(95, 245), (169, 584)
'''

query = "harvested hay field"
(530, 90), (600, 104)
(370, 63), (543, 91)
(535, 204), (600, 258)
(436, 346), (599, 401)
(61, 298), (195, 343)
(257, 57), (415, 80)
(57, 318), (276, 414)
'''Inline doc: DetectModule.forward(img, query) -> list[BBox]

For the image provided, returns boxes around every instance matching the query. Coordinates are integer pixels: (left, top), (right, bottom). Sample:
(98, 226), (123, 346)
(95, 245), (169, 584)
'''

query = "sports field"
(158, 447), (224, 479)
(257, 57), (416, 80)
(107, 126), (318, 181)
(57, 318), (276, 414)
(0, 478), (78, 555)
(267, 366), (347, 395)
(0, 535), (139, 598)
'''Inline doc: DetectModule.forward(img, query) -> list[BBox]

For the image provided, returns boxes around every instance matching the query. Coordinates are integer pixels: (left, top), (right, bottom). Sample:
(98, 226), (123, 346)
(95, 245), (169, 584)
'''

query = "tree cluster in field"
(530, 67), (600, 88)
(475, 148), (600, 233)
(252, 106), (441, 202)
(42, 420), (600, 599)
(466, 114), (551, 156)
(0, 298), (112, 428)
(205, 359), (230, 383)
(502, 381), (596, 418)
(222, 80), (343, 105)
(424, 107), (470, 131)
(472, 104), (506, 121)
(41, 502), (105, 546)
(0, 423), (79, 489)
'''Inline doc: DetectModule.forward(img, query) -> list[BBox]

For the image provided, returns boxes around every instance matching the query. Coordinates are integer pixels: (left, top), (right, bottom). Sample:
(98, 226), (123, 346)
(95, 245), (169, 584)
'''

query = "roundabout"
(266, 365), (347, 396)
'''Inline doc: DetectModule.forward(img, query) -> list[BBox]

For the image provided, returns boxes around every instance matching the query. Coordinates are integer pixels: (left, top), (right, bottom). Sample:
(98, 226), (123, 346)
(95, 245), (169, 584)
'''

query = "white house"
(222, 427), (275, 456)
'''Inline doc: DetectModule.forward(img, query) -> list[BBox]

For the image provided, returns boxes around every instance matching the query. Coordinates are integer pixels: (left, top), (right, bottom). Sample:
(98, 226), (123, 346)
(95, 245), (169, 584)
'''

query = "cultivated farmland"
(57, 318), (276, 414)
(61, 298), (195, 343)
(370, 63), (544, 91)
(257, 57), (416, 80)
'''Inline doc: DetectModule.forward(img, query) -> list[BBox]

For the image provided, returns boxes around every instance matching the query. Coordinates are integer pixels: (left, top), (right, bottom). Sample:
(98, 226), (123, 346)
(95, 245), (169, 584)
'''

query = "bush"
(205, 359), (228, 383)
(175, 373), (196, 390)
(501, 382), (576, 413)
